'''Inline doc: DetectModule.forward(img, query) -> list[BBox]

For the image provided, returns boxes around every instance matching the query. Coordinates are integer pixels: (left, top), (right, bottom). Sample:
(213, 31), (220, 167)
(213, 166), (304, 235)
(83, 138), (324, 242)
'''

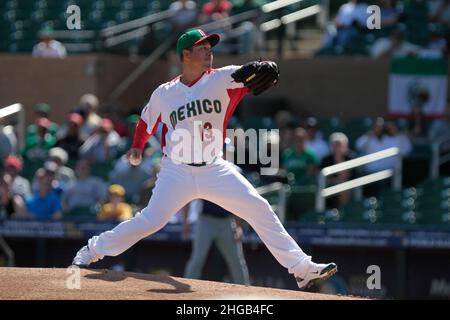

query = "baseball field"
(0, 267), (361, 300)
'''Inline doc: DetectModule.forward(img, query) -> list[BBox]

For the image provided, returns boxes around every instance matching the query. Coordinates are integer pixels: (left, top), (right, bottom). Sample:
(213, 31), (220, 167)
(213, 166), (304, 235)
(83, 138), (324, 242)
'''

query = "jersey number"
(201, 122), (213, 142)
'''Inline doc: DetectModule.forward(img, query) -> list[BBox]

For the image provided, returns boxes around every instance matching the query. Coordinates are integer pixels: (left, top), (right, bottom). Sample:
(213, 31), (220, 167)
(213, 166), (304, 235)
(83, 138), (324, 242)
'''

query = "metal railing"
(109, 35), (176, 101)
(101, 10), (175, 48)
(256, 182), (289, 223)
(47, 30), (97, 53)
(260, 3), (322, 32)
(0, 103), (25, 150)
(316, 147), (402, 212)
(430, 133), (450, 179)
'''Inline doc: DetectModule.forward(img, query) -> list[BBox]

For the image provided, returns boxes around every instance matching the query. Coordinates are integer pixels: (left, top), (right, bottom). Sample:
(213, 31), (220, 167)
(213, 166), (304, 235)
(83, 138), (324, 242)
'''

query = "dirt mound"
(0, 267), (361, 300)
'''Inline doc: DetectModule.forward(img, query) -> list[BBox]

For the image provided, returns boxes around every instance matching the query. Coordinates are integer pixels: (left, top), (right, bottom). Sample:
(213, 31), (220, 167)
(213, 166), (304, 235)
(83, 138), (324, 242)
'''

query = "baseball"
(129, 156), (142, 166)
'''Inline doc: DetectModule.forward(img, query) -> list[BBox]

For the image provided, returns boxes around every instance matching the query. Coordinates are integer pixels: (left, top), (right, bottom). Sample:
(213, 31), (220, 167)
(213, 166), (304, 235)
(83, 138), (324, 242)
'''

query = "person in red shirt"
(200, 0), (232, 24)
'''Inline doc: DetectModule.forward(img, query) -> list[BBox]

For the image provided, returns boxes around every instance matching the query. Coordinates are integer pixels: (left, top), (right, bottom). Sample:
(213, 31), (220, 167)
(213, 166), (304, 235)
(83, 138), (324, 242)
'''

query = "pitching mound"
(0, 267), (361, 300)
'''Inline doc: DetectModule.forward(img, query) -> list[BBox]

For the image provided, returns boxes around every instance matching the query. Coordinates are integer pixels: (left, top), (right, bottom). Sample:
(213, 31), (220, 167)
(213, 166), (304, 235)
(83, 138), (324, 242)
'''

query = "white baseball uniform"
(87, 66), (313, 279)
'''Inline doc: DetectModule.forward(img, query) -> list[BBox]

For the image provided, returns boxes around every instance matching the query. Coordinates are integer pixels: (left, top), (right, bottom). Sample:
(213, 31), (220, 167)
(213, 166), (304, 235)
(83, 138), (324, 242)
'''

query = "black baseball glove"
(231, 60), (280, 96)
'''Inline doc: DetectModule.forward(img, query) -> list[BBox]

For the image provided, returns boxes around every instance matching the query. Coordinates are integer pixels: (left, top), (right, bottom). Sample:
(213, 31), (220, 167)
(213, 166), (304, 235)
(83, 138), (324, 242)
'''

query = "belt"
(187, 162), (208, 167)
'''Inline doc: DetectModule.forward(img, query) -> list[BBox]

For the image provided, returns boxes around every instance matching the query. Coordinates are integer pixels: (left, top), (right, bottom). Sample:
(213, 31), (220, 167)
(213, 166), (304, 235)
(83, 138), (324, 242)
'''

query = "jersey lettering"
(169, 99), (222, 128)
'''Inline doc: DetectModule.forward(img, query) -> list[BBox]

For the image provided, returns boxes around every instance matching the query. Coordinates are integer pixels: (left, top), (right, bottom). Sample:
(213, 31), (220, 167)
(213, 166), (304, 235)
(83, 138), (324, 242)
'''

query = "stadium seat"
(286, 185), (317, 221)
(317, 117), (344, 140)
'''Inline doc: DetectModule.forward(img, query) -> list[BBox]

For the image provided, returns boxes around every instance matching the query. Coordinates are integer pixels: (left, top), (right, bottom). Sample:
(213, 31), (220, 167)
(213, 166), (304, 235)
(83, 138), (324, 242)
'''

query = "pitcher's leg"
(88, 206), (177, 259)
(85, 161), (195, 262)
(198, 161), (312, 278)
(184, 215), (214, 279)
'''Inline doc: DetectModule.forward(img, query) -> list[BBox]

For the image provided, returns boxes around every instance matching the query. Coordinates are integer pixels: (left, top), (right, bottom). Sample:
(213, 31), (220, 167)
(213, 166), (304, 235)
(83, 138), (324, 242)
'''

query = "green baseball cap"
(34, 103), (51, 114)
(176, 29), (220, 60)
(126, 114), (140, 125)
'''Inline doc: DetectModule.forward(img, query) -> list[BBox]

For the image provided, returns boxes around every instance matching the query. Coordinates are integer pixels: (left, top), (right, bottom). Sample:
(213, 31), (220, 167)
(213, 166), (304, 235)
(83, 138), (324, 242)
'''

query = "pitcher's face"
(187, 41), (213, 70)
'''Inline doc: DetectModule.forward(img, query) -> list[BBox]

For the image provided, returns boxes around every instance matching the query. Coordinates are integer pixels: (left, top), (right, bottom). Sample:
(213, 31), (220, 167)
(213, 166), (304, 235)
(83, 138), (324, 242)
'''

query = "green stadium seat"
(317, 117), (344, 139)
(298, 210), (325, 224)
(378, 209), (419, 225)
(343, 117), (373, 149)
(286, 185), (317, 221)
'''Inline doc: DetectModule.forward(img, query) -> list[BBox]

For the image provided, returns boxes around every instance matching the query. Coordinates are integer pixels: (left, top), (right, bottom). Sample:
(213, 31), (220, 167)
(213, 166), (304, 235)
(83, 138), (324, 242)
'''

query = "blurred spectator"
(56, 113), (85, 159)
(0, 174), (27, 219)
(27, 103), (59, 137)
(356, 118), (411, 195)
(3, 155), (31, 199)
(0, 118), (16, 161)
(31, 161), (61, 194)
(48, 147), (76, 190)
(62, 159), (107, 213)
(281, 128), (319, 184)
(420, 24), (448, 58)
(32, 26), (67, 58)
(275, 110), (298, 153)
(100, 106), (128, 138)
(26, 168), (62, 220)
(356, 117), (389, 165)
(199, 0), (232, 53)
(305, 117), (330, 161)
(97, 184), (133, 222)
(385, 120), (412, 154)
(109, 153), (154, 204)
(429, 103), (450, 140)
(429, 0), (450, 25)
(321, 0), (369, 51)
(356, 118), (391, 195)
(380, 0), (400, 27)
(229, 0), (262, 55)
(320, 133), (355, 208)
(22, 117), (56, 161)
(169, 0), (199, 33)
(79, 118), (121, 163)
(371, 28), (420, 59)
(183, 199), (250, 285)
(78, 94), (102, 140)
(199, 0), (232, 24)
(409, 105), (429, 143)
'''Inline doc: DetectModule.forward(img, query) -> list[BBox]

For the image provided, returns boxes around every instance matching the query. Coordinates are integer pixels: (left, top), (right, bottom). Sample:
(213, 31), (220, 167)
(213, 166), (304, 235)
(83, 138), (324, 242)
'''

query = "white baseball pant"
(88, 157), (313, 278)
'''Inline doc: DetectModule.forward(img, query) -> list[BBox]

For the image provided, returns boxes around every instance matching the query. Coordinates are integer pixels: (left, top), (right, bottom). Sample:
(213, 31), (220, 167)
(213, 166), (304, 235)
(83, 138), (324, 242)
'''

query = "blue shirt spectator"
(26, 168), (62, 220)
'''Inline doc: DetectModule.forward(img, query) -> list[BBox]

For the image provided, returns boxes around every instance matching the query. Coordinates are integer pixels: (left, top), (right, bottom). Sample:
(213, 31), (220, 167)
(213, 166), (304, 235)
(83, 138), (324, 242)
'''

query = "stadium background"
(1, 0), (450, 299)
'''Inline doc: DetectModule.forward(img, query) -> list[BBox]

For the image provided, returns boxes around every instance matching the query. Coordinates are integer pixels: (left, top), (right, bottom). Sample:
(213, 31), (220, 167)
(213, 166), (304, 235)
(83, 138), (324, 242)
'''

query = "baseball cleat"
(296, 262), (338, 290)
(71, 245), (97, 268)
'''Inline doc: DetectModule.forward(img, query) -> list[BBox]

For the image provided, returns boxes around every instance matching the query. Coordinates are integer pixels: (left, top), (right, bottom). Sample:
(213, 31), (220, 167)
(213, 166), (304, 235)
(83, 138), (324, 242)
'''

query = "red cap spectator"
(69, 113), (84, 126)
(100, 118), (113, 131)
(36, 117), (51, 129)
(4, 155), (23, 172)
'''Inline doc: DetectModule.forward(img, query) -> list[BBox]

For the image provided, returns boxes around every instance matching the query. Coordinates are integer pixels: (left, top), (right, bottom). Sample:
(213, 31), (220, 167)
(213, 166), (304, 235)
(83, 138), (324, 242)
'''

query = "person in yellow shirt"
(97, 184), (133, 222)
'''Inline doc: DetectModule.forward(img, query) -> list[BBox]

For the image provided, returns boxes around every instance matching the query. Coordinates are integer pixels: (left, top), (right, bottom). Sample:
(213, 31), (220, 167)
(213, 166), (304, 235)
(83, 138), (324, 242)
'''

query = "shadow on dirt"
(85, 269), (193, 294)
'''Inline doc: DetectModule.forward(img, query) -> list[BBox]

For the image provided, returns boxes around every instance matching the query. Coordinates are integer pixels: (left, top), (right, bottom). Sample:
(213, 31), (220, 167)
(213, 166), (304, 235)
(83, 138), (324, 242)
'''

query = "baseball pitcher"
(72, 29), (337, 289)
